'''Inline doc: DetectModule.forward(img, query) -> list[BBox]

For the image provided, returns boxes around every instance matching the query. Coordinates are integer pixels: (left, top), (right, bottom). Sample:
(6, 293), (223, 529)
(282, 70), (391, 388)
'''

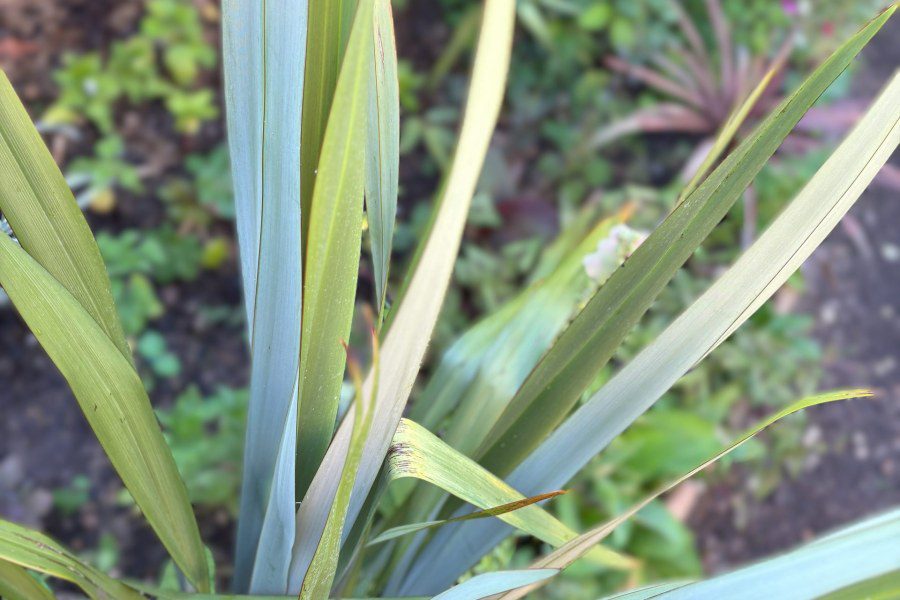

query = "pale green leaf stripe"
(384, 420), (633, 574)
(433, 569), (558, 600)
(0, 560), (55, 600)
(366, 0), (400, 318)
(224, 0), (307, 591)
(0, 234), (209, 591)
(300, 0), (358, 244)
(295, 0), (374, 499)
(300, 340), (378, 599)
(288, 0), (515, 583)
(474, 8), (894, 479)
(497, 390), (874, 599)
(0, 72), (130, 362)
(401, 60), (900, 595)
(0, 518), (142, 599)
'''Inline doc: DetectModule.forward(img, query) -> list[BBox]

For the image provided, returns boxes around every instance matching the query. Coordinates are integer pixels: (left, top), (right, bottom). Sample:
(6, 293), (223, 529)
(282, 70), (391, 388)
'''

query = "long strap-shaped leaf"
(0, 72), (130, 363)
(295, 0), (376, 499)
(0, 560), (54, 600)
(495, 390), (873, 599)
(0, 518), (142, 599)
(287, 0), (516, 589)
(472, 8), (895, 480)
(365, 0), (400, 319)
(382, 210), (629, 570)
(401, 60), (900, 595)
(300, 0), (358, 244)
(0, 233), (210, 590)
(223, 0), (307, 591)
(367, 491), (568, 547)
(433, 569), (558, 600)
(299, 336), (378, 599)
(384, 420), (633, 579)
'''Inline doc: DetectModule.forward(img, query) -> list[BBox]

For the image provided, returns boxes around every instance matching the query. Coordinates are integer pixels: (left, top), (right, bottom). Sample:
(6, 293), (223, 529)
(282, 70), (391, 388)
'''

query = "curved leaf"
(0, 518), (141, 599)
(0, 234), (209, 590)
(473, 8), (895, 480)
(402, 52), (900, 594)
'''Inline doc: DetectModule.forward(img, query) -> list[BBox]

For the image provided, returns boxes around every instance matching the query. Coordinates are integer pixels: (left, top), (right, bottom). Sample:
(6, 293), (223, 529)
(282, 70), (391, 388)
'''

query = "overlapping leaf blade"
(223, 1), (308, 590)
(288, 0), (516, 587)
(497, 390), (873, 599)
(385, 419), (632, 577)
(0, 560), (54, 600)
(300, 0), (358, 243)
(473, 8), (895, 481)
(0, 72), (130, 362)
(295, 0), (375, 500)
(0, 80), (209, 591)
(0, 517), (142, 599)
(298, 335), (378, 599)
(400, 28), (899, 594)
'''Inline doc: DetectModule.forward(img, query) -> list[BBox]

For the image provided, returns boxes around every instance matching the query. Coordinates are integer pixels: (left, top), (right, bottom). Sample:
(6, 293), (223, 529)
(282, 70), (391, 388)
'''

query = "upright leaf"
(365, 0), (400, 318)
(401, 63), (900, 593)
(0, 72), (130, 362)
(289, 0), (516, 586)
(295, 0), (374, 498)
(299, 336), (378, 599)
(300, 0), (358, 243)
(223, 1), (308, 590)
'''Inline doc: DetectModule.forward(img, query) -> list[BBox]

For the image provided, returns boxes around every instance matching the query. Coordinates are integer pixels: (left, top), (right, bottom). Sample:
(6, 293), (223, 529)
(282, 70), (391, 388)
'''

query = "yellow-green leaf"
(0, 71), (130, 362)
(0, 518), (141, 599)
(0, 234), (209, 591)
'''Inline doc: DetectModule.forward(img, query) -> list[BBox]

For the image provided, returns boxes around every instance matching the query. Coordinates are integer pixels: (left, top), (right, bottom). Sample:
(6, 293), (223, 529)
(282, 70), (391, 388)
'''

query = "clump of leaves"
(0, 4), (896, 600)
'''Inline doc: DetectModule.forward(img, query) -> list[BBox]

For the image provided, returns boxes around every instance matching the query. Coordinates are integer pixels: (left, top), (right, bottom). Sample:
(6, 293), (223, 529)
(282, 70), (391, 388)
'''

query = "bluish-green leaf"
(366, 0), (400, 318)
(222, 0), (307, 591)
(400, 24), (898, 593)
